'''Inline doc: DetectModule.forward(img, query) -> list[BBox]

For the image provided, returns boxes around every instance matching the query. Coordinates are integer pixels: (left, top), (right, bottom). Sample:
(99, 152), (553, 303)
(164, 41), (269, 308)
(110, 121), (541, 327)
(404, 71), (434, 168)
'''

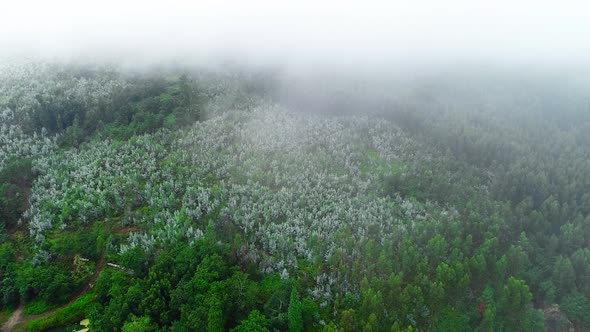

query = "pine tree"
(288, 287), (303, 332)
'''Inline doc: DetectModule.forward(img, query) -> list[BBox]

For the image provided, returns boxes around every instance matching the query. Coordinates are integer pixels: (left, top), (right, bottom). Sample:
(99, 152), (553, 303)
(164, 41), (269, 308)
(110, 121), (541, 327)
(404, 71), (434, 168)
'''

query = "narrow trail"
(1, 304), (23, 332)
(0, 259), (104, 331)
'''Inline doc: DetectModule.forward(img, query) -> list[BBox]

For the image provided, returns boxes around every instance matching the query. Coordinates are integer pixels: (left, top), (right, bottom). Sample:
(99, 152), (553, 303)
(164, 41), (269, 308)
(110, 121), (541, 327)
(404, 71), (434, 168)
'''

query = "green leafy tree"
(231, 310), (270, 332)
(501, 277), (537, 331)
(561, 292), (590, 326)
(122, 315), (157, 332)
(208, 298), (224, 332)
(301, 296), (319, 331)
(552, 256), (576, 298)
(339, 309), (358, 332)
(288, 287), (303, 332)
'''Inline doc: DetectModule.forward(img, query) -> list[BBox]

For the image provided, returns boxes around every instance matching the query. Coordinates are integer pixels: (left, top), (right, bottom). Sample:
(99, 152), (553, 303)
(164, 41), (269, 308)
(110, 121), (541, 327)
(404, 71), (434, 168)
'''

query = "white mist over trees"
(2, 1), (590, 67)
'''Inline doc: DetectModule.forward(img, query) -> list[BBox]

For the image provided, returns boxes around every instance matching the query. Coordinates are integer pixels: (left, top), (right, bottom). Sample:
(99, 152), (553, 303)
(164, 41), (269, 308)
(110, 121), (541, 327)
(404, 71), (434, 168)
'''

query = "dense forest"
(0, 60), (589, 331)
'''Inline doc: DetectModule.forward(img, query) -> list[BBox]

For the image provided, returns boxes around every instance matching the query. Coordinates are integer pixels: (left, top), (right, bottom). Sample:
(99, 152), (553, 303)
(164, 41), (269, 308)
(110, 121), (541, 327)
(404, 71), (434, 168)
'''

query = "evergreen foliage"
(0, 61), (588, 330)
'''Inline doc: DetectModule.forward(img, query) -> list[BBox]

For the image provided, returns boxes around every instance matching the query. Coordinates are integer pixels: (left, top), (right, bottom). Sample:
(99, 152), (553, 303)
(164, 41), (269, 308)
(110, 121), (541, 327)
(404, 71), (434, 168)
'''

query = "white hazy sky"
(1, 0), (589, 67)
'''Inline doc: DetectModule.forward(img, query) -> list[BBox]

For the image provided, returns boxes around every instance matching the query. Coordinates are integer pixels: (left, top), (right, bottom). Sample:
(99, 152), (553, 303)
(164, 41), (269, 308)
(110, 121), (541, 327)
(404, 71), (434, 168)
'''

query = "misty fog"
(2, 1), (590, 68)
(4, 0), (590, 118)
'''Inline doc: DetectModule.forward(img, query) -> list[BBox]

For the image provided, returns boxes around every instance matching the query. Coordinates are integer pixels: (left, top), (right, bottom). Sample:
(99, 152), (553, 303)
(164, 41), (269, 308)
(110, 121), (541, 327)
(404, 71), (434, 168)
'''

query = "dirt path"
(1, 304), (23, 332)
(0, 259), (104, 331)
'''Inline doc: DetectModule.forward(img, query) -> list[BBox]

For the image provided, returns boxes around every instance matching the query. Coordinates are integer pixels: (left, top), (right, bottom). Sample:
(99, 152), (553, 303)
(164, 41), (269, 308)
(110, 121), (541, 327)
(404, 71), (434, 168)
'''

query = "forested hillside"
(1, 60), (589, 331)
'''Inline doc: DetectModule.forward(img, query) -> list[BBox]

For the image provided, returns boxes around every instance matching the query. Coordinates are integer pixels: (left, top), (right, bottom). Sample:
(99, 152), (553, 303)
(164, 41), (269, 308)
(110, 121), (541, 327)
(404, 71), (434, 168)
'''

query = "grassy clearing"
(12, 321), (27, 332)
(0, 308), (13, 325)
(27, 293), (94, 332)
(24, 299), (56, 315)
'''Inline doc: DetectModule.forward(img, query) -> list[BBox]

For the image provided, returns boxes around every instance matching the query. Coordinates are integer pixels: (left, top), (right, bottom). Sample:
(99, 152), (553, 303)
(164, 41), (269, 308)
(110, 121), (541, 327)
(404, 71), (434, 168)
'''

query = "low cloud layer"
(2, 1), (590, 68)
